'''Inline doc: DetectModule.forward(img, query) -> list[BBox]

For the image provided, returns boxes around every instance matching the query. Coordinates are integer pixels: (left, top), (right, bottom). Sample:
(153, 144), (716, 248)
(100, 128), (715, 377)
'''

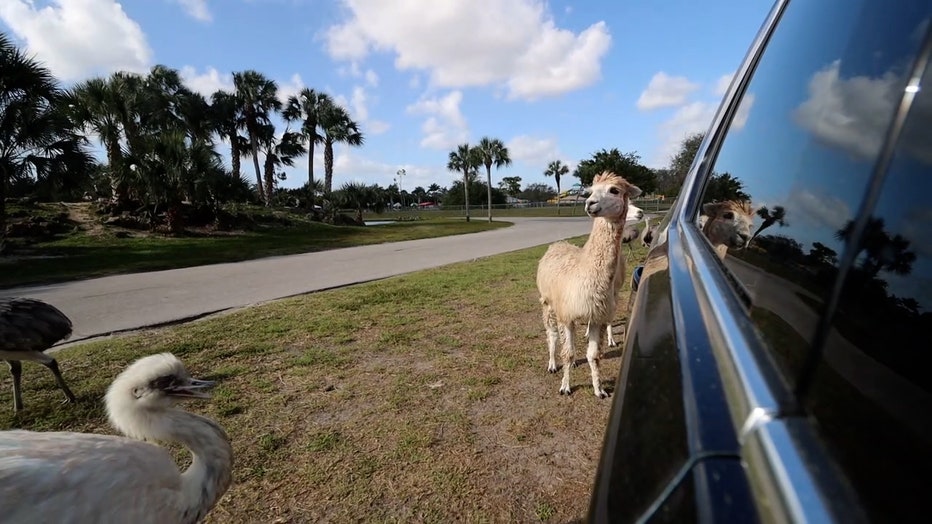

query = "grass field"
(0, 238), (650, 523)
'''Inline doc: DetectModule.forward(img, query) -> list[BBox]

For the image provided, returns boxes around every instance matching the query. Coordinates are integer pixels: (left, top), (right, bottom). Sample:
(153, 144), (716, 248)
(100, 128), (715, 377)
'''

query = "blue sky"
(0, 0), (774, 192)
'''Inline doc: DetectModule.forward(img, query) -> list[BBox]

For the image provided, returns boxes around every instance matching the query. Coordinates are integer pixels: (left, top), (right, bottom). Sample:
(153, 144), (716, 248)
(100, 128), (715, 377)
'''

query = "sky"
(0, 0), (775, 193)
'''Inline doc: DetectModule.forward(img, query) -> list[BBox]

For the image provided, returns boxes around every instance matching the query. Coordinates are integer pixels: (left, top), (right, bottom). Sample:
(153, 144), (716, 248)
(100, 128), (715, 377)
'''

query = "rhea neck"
(114, 402), (233, 523)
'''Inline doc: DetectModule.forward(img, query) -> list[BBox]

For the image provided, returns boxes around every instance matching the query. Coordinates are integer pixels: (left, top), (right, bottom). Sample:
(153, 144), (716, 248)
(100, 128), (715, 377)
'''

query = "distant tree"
(446, 143), (480, 221)
(233, 70), (281, 204)
(499, 176), (522, 197)
(806, 242), (838, 267)
(282, 88), (333, 210)
(318, 101), (364, 195)
(652, 167), (679, 196)
(443, 179), (506, 207)
(573, 148), (655, 193)
(703, 172), (749, 202)
(519, 183), (556, 203)
(474, 137), (511, 222)
(543, 160), (569, 214)
(669, 132), (705, 188)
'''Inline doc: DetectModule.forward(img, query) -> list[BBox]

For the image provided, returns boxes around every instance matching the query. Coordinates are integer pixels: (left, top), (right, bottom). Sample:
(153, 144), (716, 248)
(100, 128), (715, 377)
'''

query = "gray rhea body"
(0, 297), (76, 411)
(0, 353), (233, 523)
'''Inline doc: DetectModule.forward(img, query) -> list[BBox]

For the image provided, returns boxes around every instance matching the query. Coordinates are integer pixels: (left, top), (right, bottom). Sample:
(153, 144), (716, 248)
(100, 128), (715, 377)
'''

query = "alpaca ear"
(702, 202), (721, 216)
(626, 184), (642, 199)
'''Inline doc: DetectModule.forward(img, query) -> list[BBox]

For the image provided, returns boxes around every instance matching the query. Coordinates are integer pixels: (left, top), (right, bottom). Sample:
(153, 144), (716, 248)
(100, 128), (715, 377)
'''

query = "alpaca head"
(584, 171), (642, 222)
(701, 200), (755, 250)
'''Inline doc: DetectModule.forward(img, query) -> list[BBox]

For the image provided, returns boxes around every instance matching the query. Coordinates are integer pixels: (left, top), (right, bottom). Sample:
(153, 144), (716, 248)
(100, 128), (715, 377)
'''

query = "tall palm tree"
(0, 33), (93, 251)
(283, 88), (333, 210)
(233, 70), (281, 205)
(446, 143), (478, 222)
(544, 160), (569, 215)
(475, 136), (511, 222)
(256, 124), (306, 202)
(209, 89), (245, 181)
(318, 102), (364, 195)
(68, 76), (126, 202)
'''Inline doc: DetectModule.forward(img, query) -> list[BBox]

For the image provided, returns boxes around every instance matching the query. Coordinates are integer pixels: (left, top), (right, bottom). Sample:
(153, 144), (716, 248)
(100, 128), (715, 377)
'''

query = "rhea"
(0, 297), (77, 412)
(0, 353), (233, 523)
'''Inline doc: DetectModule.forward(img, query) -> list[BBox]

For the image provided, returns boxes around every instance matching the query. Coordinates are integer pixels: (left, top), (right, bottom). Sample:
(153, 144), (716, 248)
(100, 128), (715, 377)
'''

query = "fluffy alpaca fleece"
(700, 199), (755, 260)
(536, 171), (642, 398)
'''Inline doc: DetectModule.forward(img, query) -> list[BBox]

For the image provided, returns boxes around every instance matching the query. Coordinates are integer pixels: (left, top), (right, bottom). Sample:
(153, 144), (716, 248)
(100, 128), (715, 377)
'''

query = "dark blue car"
(589, 0), (932, 521)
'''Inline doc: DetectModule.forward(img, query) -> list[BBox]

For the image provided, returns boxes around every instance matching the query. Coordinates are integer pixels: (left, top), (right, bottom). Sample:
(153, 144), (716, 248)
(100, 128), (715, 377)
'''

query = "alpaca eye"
(609, 187), (620, 195)
(723, 212), (734, 219)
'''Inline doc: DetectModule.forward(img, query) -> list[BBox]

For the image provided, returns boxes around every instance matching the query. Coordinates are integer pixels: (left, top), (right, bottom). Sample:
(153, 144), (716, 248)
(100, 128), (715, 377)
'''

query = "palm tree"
(209, 89), (246, 181)
(336, 181), (370, 223)
(233, 70), (281, 205)
(318, 102), (364, 195)
(475, 136), (511, 222)
(0, 33), (94, 251)
(544, 160), (569, 215)
(447, 143), (479, 222)
(256, 124), (306, 202)
(283, 88), (333, 210)
(68, 76), (126, 203)
(752, 205), (788, 240)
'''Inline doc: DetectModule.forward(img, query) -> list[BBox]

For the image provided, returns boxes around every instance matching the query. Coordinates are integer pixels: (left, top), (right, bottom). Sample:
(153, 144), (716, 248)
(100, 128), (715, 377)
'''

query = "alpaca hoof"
(559, 385), (572, 395)
(594, 389), (608, 399)
(548, 363), (558, 373)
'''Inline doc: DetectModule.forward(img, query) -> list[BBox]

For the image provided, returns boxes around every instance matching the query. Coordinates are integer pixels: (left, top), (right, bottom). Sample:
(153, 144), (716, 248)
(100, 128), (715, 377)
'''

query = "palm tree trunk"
(0, 165), (7, 253)
(307, 139), (316, 210)
(263, 156), (275, 206)
(106, 139), (127, 206)
(556, 180), (561, 216)
(249, 134), (266, 205)
(486, 165), (493, 222)
(463, 169), (470, 222)
(324, 138), (334, 195)
(230, 141), (241, 180)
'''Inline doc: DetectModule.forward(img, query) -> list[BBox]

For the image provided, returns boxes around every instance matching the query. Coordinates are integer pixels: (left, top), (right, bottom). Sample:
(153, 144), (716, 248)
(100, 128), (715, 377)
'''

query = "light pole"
(396, 168), (406, 208)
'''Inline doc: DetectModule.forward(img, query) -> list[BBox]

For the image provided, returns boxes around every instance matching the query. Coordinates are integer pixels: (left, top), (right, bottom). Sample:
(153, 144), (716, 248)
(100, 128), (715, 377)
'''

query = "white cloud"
(652, 101), (716, 166)
(0, 0), (152, 81)
(323, 0), (611, 100)
(714, 72), (733, 97)
(180, 66), (233, 95)
(507, 135), (560, 167)
(277, 73), (306, 104)
(636, 72), (700, 110)
(793, 60), (900, 160)
(785, 187), (851, 232)
(406, 90), (469, 149)
(364, 69), (379, 87)
(172, 0), (211, 22)
(334, 86), (391, 135)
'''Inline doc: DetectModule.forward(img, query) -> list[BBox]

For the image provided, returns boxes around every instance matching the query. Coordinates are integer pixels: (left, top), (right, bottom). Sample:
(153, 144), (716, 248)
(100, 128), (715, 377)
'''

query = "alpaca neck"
(582, 217), (623, 286)
(163, 409), (233, 523)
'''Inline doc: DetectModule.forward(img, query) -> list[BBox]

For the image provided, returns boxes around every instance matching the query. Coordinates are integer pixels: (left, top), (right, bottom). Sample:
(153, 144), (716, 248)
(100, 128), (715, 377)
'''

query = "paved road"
(2, 217), (593, 343)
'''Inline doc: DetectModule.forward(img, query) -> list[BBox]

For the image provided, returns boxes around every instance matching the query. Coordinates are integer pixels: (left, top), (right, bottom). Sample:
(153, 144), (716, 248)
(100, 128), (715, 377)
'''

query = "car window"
(801, 50), (932, 521)
(694, 0), (931, 387)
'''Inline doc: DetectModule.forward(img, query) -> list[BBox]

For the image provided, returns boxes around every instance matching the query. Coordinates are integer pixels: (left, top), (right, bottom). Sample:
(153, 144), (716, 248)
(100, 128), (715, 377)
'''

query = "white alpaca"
(0, 353), (233, 523)
(700, 200), (755, 260)
(537, 171), (642, 398)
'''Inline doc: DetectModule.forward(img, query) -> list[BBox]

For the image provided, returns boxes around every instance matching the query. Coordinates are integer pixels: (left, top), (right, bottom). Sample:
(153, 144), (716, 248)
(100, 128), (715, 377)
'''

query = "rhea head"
(105, 353), (215, 439)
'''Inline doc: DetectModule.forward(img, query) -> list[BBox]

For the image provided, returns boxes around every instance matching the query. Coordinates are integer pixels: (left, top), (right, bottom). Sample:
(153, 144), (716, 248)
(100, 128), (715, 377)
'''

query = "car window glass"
(803, 51), (932, 522)
(695, 0), (931, 387)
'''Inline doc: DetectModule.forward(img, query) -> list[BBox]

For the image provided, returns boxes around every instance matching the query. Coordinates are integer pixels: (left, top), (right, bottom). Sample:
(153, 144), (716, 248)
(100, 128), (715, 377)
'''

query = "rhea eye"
(723, 212), (734, 219)
(151, 375), (177, 390)
(609, 187), (620, 195)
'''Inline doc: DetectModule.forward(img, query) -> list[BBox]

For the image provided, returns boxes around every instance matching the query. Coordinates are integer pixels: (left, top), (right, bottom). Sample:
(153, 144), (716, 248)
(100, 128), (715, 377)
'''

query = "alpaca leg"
(543, 305), (559, 373)
(606, 324), (616, 347)
(587, 325), (608, 399)
(42, 359), (76, 404)
(8, 361), (23, 412)
(559, 323), (575, 395)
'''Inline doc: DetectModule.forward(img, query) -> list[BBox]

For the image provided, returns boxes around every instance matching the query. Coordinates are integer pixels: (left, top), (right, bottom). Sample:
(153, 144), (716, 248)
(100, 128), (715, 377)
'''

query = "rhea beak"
(165, 378), (216, 399)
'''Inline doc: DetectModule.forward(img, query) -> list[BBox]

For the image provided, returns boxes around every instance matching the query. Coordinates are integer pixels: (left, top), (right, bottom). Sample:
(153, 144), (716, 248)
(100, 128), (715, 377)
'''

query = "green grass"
(0, 202), (509, 288)
(0, 236), (650, 522)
